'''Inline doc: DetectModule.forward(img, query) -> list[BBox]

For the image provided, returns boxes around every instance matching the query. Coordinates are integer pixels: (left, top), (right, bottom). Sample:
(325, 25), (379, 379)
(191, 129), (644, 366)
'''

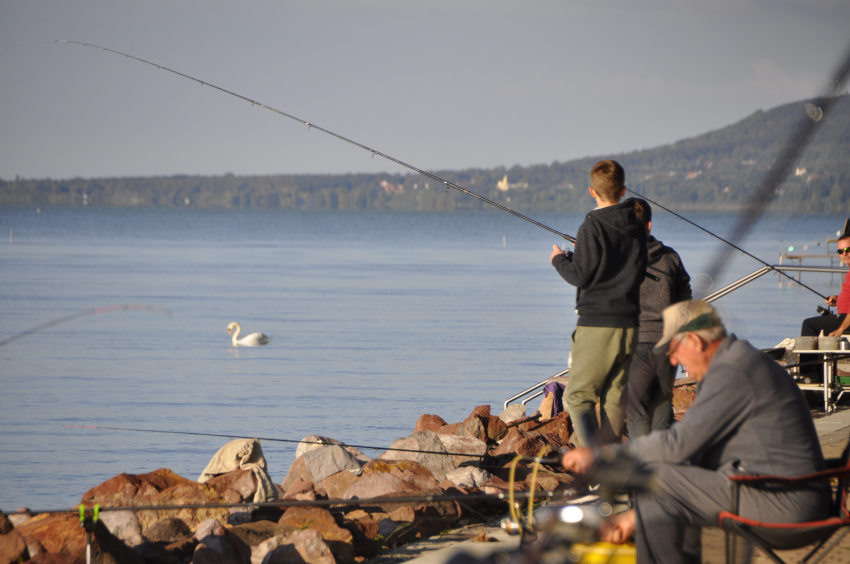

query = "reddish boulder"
(0, 528), (28, 564)
(279, 507), (352, 544)
(280, 456), (313, 493)
(456, 418), (487, 442)
(17, 513), (143, 564)
(343, 472), (408, 500)
(143, 517), (192, 543)
(80, 469), (228, 531)
(489, 428), (547, 458)
(467, 406), (508, 442)
(436, 422), (461, 435)
(414, 414), (448, 433)
(282, 477), (315, 499)
(316, 469), (361, 499)
(516, 411), (572, 444)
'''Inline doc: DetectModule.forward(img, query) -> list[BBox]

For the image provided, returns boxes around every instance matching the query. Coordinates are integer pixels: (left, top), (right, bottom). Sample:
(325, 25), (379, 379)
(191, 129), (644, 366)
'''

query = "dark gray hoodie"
(552, 198), (647, 327)
(639, 235), (692, 344)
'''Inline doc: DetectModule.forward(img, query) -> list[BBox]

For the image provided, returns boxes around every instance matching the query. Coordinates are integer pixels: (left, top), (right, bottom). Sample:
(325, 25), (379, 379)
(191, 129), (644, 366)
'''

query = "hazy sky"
(0, 0), (848, 180)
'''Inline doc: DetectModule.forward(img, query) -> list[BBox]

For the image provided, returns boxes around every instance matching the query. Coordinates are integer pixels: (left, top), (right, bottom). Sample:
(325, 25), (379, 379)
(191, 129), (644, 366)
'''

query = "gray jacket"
(639, 236), (692, 344)
(626, 335), (825, 478)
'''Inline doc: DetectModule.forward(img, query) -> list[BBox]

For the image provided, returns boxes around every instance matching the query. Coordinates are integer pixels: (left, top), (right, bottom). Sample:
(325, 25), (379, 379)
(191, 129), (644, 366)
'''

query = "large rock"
(435, 435), (487, 467)
(0, 512), (12, 534)
(99, 510), (143, 547)
(468, 406), (509, 442)
(515, 411), (572, 444)
(445, 468), (492, 488)
(254, 529), (335, 564)
(7, 509), (33, 528)
(489, 428), (548, 458)
(315, 470), (361, 499)
(413, 414), (447, 433)
(342, 472), (408, 500)
(17, 514), (143, 564)
(278, 508), (351, 544)
(206, 469), (258, 502)
(80, 469), (228, 531)
(378, 431), (456, 482)
(361, 460), (442, 491)
(278, 507), (353, 562)
(498, 404), (527, 424)
(0, 528), (28, 564)
(194, 519), (251, 564)
(280, 457), (312, 493)
(143, 517), (193, 543)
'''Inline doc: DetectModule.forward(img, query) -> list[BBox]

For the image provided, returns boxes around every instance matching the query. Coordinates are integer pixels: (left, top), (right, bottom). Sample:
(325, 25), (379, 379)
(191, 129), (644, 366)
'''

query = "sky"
(0, 0), (848, 181)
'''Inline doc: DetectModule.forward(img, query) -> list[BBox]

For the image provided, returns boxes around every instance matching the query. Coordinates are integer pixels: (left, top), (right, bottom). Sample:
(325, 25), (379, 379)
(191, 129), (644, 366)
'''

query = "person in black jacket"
(550, 160), (647, 447)
(625, 199), (692, 437)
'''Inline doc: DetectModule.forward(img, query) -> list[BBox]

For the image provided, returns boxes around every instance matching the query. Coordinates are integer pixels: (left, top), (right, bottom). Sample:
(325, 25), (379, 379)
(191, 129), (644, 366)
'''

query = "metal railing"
(503, 265), (847, 410)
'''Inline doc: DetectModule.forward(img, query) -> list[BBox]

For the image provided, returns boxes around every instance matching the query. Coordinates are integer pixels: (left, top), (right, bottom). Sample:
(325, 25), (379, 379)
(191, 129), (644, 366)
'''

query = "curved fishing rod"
(625, 188), (829, 301)
(58, 40), (575, 244)
(702, 40), (850, 296)
(62, 425), (561, 464)
(0, 304), (172, 349)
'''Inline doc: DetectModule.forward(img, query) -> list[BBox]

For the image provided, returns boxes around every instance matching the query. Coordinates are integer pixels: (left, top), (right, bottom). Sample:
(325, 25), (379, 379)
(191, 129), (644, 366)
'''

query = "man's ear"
(589, 186), (597, 199)
(620, 186), (627, 199)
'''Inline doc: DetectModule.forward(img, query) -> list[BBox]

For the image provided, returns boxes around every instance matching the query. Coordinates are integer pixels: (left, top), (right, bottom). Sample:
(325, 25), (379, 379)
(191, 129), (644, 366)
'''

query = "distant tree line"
(1, 96), (848, 213)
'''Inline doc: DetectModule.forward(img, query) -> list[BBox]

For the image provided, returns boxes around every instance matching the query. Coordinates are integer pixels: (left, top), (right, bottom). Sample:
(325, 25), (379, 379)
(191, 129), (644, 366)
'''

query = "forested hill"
(2, 95), (848, 213)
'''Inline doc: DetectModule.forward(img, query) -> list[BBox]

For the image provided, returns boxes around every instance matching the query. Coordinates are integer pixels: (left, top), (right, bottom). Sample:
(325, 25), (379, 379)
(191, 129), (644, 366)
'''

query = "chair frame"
(718, 441), (850, 564)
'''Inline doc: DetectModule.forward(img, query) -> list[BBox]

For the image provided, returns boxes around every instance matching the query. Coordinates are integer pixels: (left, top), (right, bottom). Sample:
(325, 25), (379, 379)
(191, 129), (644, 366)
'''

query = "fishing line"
(22, 487), (576, 519)
(625, 188), (828, 300)
(0, 304), (171, 349)
(58, 40), (576, 244)
(62, 425), (562, 464)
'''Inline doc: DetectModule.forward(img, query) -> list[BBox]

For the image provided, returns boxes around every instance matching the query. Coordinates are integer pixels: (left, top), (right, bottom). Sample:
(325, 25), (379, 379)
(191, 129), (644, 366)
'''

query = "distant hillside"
(1, 95), (848, 213)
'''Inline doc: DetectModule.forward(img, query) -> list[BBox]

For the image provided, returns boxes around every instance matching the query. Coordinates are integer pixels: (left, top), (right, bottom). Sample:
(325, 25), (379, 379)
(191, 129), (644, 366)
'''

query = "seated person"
(800, 232), (850, 337)
(562, 300), (831, 564)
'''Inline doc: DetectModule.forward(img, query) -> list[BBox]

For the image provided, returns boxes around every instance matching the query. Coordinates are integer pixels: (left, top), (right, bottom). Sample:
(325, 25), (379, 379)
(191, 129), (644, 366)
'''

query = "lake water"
(0, 206), (846, 511)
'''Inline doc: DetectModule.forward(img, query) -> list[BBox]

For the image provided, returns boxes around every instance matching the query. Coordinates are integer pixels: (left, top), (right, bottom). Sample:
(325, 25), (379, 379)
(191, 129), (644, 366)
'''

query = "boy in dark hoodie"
(550, 160), (647, 447)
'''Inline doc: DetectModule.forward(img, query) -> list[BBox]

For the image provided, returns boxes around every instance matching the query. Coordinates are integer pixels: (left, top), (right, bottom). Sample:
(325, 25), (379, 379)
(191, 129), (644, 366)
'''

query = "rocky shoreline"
(1, 389), (701, 564)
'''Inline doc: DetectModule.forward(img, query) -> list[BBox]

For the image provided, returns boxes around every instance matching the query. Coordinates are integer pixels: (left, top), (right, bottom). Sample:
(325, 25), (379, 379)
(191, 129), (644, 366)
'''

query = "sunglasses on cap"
(837, 247), (850, 255)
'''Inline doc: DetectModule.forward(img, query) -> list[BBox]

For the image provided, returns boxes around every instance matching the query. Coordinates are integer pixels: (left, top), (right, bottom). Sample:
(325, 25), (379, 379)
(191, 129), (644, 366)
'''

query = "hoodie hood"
(589, 198), (649, 240)
(647, 235), (665, 264)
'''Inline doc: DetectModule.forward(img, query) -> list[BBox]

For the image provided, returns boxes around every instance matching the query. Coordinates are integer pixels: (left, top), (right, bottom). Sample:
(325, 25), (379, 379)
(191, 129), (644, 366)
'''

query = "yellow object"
(568, 542), (636, 563)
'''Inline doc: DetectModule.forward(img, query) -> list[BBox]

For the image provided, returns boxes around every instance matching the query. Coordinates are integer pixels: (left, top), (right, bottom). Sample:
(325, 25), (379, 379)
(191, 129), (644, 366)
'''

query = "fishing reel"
(817, 305), (832, 316)
(448, 450), (657, 564)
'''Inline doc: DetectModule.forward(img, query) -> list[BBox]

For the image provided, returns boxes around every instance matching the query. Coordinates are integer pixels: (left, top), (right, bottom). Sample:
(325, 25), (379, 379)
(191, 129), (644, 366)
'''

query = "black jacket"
(639, 235), (692, 344)
(552, 199), (647, 327)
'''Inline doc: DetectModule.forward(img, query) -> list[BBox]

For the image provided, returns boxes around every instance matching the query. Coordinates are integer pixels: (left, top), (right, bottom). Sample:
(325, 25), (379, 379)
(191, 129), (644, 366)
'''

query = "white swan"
(227, 322), (273, 347)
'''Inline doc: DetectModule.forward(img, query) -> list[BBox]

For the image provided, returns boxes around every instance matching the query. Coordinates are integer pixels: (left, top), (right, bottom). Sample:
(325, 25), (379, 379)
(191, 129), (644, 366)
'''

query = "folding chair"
(718, 440), (850, 564)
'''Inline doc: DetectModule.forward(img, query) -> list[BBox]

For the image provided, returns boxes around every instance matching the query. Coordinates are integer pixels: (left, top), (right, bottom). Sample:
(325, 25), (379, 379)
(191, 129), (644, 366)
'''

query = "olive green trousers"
(566, 326), (638, 447)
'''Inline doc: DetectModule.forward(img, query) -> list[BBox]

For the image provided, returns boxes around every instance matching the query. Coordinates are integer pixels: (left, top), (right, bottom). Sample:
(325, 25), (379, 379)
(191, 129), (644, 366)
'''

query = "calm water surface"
(0, 206), (846, 510)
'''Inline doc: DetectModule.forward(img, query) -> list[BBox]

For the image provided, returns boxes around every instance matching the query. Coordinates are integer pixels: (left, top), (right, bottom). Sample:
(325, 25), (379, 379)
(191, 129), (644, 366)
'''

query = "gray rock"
(446, 467), (493, 488)
(378, 430), (457, 482)
(100, 509), (144, 547)
(435, 434), (488, 467)
(498, 404), (527, 424)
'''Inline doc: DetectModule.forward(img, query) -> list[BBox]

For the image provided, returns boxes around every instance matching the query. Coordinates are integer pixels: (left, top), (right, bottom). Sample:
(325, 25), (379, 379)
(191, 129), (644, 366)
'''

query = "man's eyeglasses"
(837, 247), (850, 256)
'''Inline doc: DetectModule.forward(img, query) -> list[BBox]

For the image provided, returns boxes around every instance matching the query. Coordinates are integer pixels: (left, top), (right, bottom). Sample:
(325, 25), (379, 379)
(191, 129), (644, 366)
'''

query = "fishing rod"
(58, 40), (576, 244)
(625, 188), (829, 300)
(0, 304), (171, 349)
(62, 425), (562, 464)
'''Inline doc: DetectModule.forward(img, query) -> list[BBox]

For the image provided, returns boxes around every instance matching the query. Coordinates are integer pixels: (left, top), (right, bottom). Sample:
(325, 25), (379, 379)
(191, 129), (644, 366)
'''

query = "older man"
(562, 300), (831, 563)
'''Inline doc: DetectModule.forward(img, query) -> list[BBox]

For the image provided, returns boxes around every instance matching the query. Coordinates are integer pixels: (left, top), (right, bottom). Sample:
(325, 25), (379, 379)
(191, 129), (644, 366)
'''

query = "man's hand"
(598, 509), (636, 544)
(561, 447), (595, 474)
(826, 295), (838, 307)
(550, 244), (566, 264)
